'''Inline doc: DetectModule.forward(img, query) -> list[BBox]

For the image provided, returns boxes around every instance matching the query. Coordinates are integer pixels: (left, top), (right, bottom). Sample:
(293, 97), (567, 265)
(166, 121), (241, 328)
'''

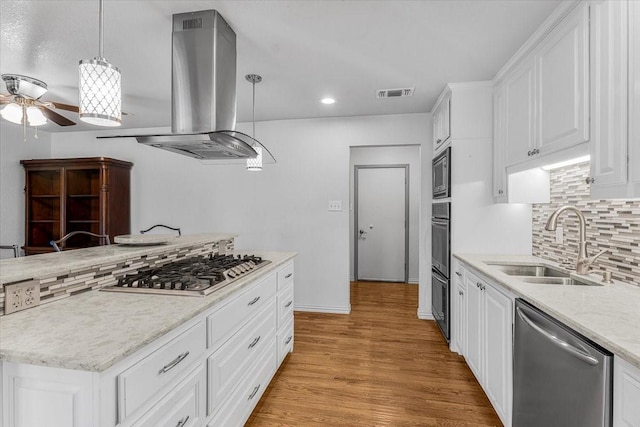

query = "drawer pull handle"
(176, 415), (189, 427)
(455, 271), (462, 277)
(248, 384), (261, 400)
(285, 336), (292, 345)
(248, 296), (261, 306)
(248, 336), (261, 349)
(285, 301), (293, 308)
(285, 273), (293, 279)
(159, 351), (190, 374)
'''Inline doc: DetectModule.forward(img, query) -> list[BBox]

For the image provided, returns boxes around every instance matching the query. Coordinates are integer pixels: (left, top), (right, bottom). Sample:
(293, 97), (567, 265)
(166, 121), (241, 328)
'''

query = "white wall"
(0, 122), (52, 259)
(349, 145), (421, 283)
(50, 113), (431, 313)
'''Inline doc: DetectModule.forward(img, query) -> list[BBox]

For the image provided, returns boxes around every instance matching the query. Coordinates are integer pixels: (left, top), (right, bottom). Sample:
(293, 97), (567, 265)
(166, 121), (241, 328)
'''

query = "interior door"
(355, 166), (407, 282)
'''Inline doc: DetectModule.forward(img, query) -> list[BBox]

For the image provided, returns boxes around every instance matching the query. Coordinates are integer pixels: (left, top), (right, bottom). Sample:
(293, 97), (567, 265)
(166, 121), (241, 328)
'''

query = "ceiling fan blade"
(41, 106), (76, 126)
(0, 94), (15, 104)
(49, 101), (79, 113)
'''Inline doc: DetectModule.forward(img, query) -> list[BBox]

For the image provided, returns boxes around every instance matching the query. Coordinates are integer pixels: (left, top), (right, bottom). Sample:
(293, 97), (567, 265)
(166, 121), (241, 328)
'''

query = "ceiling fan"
(0, 74), (78, 128)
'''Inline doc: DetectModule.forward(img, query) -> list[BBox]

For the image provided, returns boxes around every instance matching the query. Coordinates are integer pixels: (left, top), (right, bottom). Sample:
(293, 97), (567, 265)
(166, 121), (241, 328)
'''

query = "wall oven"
(431, 202), (450, 341)
(432, 147), (451, 198)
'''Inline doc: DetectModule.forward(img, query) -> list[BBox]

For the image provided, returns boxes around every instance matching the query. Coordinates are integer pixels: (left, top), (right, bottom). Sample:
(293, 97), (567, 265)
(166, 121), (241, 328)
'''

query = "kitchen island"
(453, 253), (640, 427)
(0, 235), (296, 427)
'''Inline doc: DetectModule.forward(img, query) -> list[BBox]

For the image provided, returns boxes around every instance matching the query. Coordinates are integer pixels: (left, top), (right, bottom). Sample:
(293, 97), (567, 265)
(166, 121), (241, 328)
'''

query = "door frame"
(353, 164), (409, 283)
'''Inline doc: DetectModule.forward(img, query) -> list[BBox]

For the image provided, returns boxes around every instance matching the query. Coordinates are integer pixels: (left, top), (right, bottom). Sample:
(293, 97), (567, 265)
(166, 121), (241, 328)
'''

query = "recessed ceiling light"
(321, 98), (335, 105)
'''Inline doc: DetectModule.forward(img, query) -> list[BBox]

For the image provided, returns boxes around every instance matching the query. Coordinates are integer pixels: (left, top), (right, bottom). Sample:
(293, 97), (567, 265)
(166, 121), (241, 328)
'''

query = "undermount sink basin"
(517, 276), (603, 286)
(487, 263), (569, 278)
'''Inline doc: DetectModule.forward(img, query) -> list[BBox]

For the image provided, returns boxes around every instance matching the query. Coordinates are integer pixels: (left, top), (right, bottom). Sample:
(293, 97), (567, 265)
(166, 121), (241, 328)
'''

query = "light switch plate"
(328, 201), (342, 211)
(4, 280), (40, 315)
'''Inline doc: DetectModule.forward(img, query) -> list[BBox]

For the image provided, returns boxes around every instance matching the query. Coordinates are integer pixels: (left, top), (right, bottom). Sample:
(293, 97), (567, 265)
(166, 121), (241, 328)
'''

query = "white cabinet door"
(590, 0), (629, 192)
(2, 363), (96, 427)
(493, 83), (508, 201)
(504, 56), (536, 166)
(483, 283), (513, 427)
(614, 356), (640, 427)
(453, 276), (466, 357)
(433, 92), (451, 153)
(464, 272), (483, 382)
(536, 4), (590, 154)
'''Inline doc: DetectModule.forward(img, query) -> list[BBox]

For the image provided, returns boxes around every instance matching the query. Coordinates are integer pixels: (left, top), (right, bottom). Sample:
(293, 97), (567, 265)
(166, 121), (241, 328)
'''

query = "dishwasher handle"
(516, 306), (599, 366)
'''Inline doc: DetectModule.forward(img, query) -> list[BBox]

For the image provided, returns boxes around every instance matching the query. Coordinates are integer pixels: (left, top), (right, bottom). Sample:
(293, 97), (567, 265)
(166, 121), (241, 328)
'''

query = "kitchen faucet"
(544, 205), (607, 275)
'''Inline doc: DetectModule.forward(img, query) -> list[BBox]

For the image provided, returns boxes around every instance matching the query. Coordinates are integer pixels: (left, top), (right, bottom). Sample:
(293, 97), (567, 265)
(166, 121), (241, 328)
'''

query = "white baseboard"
(417, 309), (434, 320)
(295, 304), (351, 314)
(408, 277), (419, 284)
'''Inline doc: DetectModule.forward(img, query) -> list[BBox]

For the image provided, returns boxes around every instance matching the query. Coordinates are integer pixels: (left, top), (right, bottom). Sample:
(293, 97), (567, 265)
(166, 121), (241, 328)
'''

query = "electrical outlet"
(555, 226), (563, 244)
(328, 201), (342, 211)
(4, 280), (40, 315)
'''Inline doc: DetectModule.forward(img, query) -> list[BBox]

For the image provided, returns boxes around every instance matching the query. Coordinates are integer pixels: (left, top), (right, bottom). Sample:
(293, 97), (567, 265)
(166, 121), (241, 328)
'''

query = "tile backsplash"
(532, 161), (640, 285)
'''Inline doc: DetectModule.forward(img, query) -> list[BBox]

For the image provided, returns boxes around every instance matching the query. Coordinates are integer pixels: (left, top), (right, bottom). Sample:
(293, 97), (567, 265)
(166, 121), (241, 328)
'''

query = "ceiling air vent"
(376, 87), (415, 98)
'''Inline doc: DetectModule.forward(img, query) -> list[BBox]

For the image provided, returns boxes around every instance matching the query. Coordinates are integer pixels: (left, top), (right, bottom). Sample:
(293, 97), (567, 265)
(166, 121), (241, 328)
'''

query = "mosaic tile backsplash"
(0, 239), (235, 316)
(532, 161), (640, 285)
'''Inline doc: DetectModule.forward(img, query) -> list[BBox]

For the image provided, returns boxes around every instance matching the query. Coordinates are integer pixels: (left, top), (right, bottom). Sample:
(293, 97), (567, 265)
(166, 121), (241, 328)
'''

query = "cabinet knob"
(477, 282), (481, 288)
(455, 271), (462, 277)
(527, 151), (532, 156)
(436, 139), (442, 144)
(533, 148), (540, 155)
(458, 290), (464, 296)
(498, 189), (504, 195)
(586, 177), (595, 184)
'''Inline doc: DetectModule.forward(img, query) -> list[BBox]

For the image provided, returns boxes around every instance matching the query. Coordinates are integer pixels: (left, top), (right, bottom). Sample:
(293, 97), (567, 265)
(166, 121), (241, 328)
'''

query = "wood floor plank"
(245, 281), (503, 427)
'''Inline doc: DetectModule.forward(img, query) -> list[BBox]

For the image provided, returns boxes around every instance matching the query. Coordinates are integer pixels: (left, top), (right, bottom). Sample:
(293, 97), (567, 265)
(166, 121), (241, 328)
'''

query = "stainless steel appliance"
(514, 299), (612, 427)
(101, 10), (273, 162)
(102, 254), (270, 297)
(432, 147), (451, 199)
(431, 202), (450, 341)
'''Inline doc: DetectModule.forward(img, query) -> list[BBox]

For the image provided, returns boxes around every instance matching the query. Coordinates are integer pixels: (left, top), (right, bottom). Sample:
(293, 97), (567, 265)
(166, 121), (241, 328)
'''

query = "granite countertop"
(454, 253), (640, 369)
(0, 250), (296, 372)
(0, 233), (237, 285)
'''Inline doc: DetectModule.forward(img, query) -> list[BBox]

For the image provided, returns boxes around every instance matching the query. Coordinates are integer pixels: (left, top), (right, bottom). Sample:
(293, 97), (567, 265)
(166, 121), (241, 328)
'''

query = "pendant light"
(246, 74), (263, 171)
(78, 0), (121, 127)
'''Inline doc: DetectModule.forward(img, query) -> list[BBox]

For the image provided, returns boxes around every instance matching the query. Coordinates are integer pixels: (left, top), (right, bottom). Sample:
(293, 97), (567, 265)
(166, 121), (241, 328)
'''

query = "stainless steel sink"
(487, 263), (569, 278)
(517, 276), (602, 286)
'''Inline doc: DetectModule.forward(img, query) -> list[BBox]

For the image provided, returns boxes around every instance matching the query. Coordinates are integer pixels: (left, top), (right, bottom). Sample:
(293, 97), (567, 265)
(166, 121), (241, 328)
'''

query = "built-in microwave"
(432, 147), (451, 199)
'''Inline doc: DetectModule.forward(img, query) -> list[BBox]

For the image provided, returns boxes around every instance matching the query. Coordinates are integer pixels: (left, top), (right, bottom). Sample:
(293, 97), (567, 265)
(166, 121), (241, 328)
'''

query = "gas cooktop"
(102, 254), (270, 297)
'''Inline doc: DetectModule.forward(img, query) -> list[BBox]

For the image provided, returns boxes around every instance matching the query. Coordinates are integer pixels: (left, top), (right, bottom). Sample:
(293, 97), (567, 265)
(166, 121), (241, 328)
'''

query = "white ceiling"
(0, 0), (560, 133)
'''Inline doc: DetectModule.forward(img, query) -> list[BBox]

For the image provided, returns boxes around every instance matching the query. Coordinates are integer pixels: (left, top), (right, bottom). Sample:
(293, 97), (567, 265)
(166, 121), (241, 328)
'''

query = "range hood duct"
(107, 10), (273, 162)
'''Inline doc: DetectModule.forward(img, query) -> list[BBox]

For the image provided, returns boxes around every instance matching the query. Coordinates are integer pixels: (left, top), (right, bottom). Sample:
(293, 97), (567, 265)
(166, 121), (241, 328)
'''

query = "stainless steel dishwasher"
(513, 299), (612, 427)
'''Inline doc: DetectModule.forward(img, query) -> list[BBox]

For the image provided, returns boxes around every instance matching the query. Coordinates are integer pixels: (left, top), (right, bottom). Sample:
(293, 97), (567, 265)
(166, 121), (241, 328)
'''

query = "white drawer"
(208, 300), (276, 415)
(117, 321), (206, 422)
(131, 363), (206, 427)
(207, 273), (276, 349)
(277, 262), (294, 290)
(207, 345), (277, 427)
(277, 283), (294, 329)
(277, 317), (294, 367)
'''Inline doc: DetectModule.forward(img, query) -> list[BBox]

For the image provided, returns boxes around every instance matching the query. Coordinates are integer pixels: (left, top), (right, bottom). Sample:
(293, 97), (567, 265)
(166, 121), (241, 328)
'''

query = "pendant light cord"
(99, 0), (104, 58)
(252, 79), (256, 138)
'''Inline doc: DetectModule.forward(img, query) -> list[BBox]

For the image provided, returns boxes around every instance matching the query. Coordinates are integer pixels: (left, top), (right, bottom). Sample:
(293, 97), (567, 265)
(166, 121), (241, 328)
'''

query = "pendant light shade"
(26, 107), (47, 126)
(79, 0), (121, 127)
(0, 103), (23, 124)
(246, 146), (263, 171)
(246, 74), (262, 171)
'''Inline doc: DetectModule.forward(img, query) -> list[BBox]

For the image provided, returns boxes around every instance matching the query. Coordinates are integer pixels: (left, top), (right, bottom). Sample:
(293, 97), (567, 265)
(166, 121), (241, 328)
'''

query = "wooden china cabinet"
(21, 157), (133, 255)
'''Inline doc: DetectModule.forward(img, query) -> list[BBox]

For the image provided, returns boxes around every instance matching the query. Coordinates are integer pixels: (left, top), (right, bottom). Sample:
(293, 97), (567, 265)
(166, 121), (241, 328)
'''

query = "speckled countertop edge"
(454, 253), (640, 370)
(0, 250), (296, 372)
(0, 233), (237, 285)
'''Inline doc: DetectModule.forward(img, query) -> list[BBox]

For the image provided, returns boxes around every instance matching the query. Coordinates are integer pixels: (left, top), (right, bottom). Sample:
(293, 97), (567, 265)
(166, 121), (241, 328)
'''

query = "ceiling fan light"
(1, 103), (23, 124)
(26, 106), (47, 126)
(78, 58), (122, 127)
(246, 146), (263, 171)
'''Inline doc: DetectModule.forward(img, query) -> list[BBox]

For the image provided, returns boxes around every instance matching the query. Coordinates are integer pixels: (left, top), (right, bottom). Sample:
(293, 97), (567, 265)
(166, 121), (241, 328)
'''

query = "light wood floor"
(246, 281), (503, 427)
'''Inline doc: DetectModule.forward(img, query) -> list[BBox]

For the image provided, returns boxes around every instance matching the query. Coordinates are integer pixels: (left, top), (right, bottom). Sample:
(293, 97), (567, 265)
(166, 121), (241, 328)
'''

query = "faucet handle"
(585, 249), (608, 267)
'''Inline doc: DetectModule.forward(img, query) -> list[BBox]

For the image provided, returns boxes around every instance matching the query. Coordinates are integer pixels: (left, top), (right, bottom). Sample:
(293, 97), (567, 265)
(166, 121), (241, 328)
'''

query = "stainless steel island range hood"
(105, 10), (272, 161)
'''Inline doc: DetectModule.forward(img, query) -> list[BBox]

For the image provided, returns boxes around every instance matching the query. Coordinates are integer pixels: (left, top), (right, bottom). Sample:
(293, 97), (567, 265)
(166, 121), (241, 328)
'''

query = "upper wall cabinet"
(494, 3), (590, 175)
(432, 91), (451, 154)
(590, 0), (640, 199)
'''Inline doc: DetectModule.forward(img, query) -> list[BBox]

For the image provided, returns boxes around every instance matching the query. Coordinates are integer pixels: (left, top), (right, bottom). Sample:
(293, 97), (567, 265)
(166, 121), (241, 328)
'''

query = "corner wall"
(0, 123), (52, 259)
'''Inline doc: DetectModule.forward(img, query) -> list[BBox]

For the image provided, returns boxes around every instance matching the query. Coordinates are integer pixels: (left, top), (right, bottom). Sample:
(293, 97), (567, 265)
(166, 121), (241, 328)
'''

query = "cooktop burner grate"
(102, 254), (270, 296)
